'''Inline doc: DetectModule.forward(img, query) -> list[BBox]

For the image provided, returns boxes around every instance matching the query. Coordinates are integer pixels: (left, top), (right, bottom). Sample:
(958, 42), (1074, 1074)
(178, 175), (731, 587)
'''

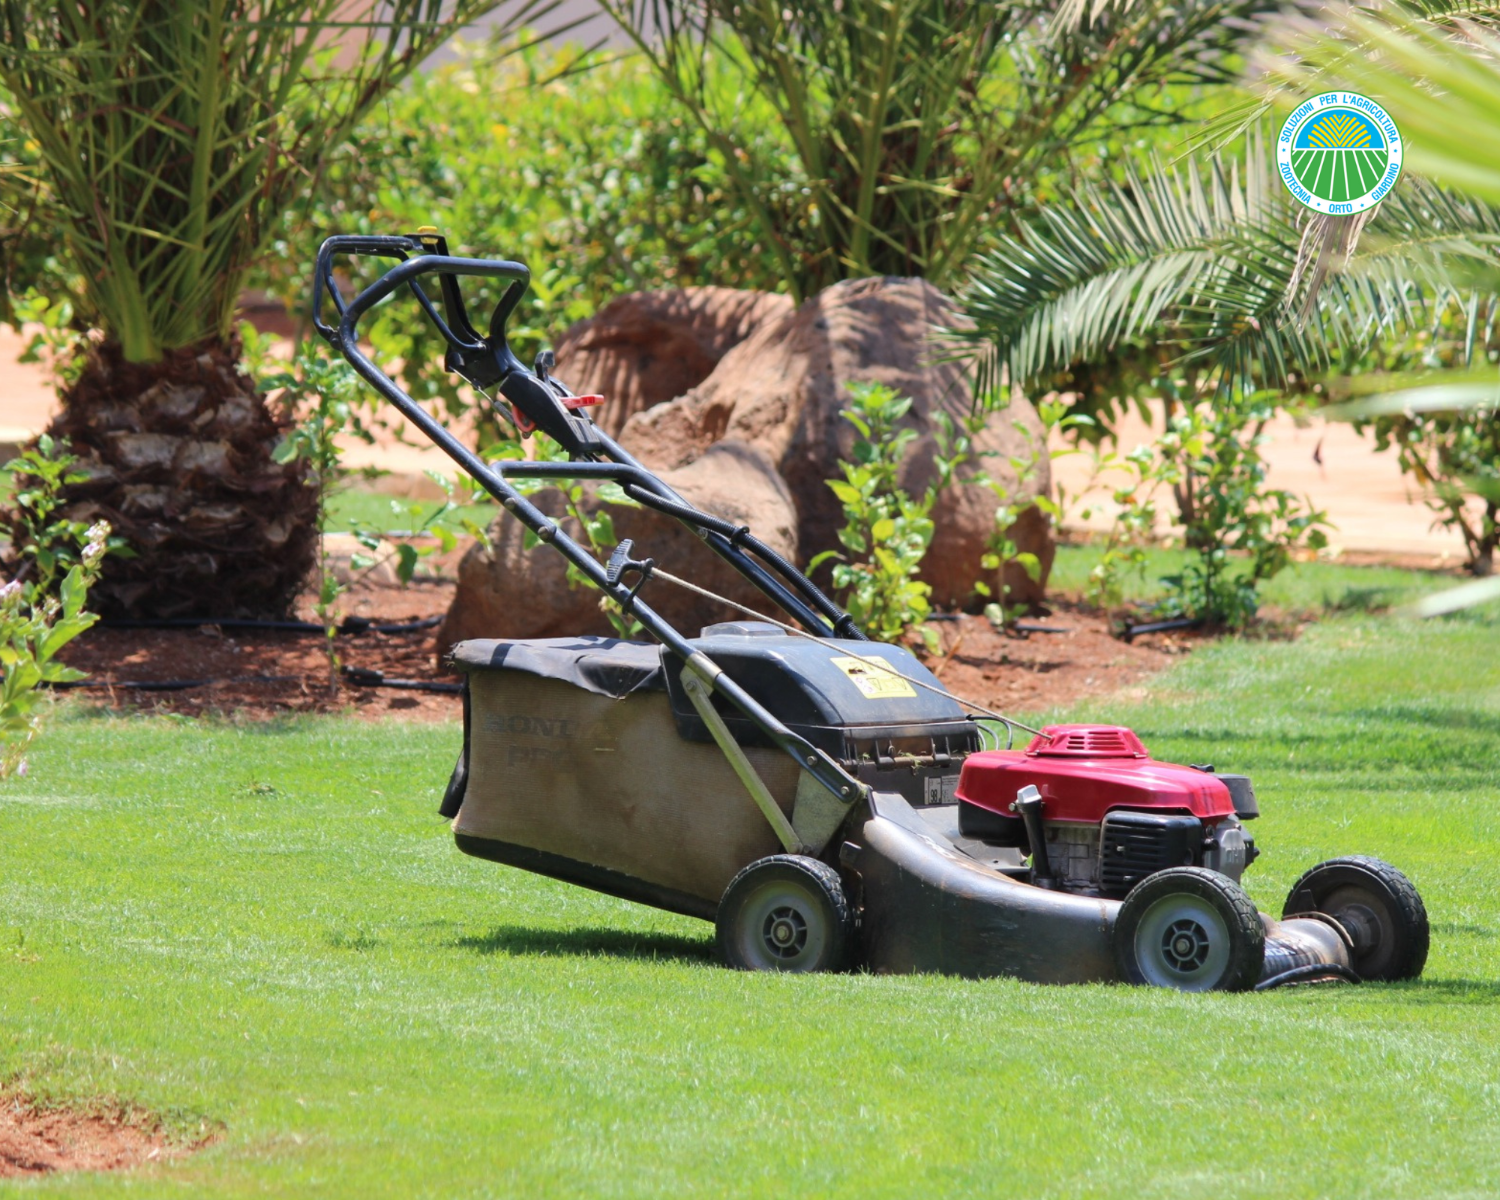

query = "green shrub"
(601, 0), (1263, 301)
(258, 36), (789, 436)
(812, 383), (959, 647)
(1087, 390), (1331, 627)
(0, 436), (109, 777)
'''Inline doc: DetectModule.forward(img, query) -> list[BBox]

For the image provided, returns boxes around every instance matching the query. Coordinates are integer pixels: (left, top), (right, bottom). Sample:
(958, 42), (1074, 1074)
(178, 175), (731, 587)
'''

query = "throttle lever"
(606, 539), (636, 586)
(606, 539), (655, 608)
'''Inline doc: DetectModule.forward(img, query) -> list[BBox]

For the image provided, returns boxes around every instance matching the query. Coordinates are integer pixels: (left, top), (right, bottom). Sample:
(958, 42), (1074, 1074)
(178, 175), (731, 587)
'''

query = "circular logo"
(1277, 92), (1403, 214)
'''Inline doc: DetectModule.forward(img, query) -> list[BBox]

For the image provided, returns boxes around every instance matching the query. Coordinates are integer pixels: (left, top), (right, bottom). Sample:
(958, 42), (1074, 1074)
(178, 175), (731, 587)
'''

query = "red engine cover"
(955, 724), (1235, 824)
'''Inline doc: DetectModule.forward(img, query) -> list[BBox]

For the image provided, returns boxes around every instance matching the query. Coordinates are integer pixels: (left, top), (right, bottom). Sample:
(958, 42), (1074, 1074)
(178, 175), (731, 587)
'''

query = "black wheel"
(716, 855), (853, 973)
(1114, 867), (1265, 992)
(1283, 856), (1428, 981)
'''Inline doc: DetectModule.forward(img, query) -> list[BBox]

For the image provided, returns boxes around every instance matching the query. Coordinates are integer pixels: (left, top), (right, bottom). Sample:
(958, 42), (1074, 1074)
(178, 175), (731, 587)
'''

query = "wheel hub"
(1163, 918), (1211, 971)
(763, 906), (808, 958)
(1329, 900), (1382, 955)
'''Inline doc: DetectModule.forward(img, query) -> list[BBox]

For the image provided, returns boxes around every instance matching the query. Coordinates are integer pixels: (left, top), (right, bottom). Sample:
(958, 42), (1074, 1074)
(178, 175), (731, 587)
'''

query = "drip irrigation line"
(1119, 617), (1203, 644)
(46, 670), (461, 695)
(646, 566), (1045, 739)
(49, 674), (302, 693)
(340, 666), (463, 693)
(99, 615), (443, 636)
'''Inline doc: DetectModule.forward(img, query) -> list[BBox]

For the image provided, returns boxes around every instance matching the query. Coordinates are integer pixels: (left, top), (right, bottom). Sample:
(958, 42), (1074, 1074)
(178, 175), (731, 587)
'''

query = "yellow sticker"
(830, 656), (917, 700)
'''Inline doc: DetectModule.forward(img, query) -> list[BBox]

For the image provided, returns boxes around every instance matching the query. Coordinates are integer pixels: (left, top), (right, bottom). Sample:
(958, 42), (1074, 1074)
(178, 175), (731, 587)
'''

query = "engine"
(955, 724), (1259, 898)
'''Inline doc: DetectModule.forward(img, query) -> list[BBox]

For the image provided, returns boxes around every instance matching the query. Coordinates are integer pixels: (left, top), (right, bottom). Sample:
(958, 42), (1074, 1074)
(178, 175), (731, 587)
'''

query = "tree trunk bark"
(32, 338), (319, 619)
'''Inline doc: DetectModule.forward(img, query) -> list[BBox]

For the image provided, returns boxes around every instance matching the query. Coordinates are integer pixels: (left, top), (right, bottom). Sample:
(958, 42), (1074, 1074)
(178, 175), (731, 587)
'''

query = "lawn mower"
(313, 232), (1429, 992)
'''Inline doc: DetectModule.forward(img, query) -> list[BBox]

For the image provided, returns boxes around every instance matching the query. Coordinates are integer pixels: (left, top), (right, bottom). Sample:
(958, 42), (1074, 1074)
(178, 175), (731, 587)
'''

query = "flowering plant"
(0, 520), (109, 778)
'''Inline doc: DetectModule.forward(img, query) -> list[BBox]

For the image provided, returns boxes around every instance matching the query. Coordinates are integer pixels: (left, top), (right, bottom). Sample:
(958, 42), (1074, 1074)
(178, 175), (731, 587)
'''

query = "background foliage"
(254, 36), (788, 430)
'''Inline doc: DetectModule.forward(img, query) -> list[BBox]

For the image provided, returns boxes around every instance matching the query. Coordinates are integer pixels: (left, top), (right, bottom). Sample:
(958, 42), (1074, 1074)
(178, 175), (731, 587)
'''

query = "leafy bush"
(1, 436), (109, 777)
(1086, 391), (1330, 627)
(600, 0), (1266, 301)
(257, 36), (788, 436)
(812, 383), (956, 647)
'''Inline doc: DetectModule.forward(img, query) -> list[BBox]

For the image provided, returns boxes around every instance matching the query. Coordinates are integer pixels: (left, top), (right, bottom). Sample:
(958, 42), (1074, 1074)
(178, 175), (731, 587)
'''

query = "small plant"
(0, 523), (109, 778)
(1, 437), (111, 778)
(509, 442), (643, 640)
(269, 351), (371, 696)
(812, 382), (952, 649)
(1366, 401), (1499, 578)
(1081, 441), (1169, 611)
(6, 434), (102, 596)
(970, 395), (1084, 627)
(1088, 390), (1330, 628)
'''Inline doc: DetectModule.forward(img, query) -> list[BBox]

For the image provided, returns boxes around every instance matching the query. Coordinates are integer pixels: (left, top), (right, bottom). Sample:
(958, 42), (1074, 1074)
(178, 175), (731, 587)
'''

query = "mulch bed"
(59, 577), (463, 722)
(58, 574), (1198, 723)
(923, 599), (1199, 719)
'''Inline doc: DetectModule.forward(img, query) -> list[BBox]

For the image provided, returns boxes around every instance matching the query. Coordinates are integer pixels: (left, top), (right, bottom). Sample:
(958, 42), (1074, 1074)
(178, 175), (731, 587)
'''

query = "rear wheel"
(1115, 867), (1265, 992)
(717, 855), (852, 973)
(1283, 856), (1428, 981)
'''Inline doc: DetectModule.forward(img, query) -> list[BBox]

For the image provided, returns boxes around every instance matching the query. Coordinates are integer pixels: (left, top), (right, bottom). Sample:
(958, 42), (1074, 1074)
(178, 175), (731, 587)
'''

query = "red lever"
(509, 404), (536, 436)
(507, 394), (605, 437)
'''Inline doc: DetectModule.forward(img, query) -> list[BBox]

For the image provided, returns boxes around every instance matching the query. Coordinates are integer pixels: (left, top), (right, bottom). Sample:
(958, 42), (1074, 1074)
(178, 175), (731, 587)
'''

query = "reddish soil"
(58, 571), (1194, 723)
(0, 1094), (203, 1177)
(923, 600), (1198, 719)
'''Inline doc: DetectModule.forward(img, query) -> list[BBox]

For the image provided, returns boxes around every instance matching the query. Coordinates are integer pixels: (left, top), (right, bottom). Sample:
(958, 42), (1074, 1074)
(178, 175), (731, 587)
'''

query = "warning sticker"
(830, 656), (917, 700)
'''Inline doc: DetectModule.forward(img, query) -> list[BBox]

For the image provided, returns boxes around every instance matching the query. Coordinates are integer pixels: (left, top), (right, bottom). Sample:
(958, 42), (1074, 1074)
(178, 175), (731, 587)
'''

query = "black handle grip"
(312, 234), (531, 365)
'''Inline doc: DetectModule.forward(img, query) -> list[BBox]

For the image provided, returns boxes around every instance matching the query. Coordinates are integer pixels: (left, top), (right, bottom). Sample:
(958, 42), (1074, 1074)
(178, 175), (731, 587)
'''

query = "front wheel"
(1283, 856), (1428, 981)
(716, 855), (853, 973)
(1115, 867), (1265, 992)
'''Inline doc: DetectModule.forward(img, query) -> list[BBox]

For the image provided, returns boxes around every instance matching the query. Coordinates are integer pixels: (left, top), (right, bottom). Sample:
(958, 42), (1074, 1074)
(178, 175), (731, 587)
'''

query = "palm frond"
(1257, 2), (1500, 203)
(598, 0), (1280, 299)
(0, 0), (579, 360)
(959, 141), (1500, 399)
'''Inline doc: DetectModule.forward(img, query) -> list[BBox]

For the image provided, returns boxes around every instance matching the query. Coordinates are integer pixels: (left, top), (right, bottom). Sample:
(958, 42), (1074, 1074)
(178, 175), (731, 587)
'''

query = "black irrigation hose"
(98, 615), (443, 636)
(340, 666), (463, 694)
(47, 670), (462, 695)
(49, 674), (303, 692)
(1252, 963), (1363, 991)
(1120, 617), (1204, 644)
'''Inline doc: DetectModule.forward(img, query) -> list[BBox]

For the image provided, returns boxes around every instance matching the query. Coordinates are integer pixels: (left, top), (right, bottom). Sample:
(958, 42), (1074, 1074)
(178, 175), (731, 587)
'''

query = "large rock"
(620, 276), (1055, 608)
(552, 287), (794, 438)
(438, 441), (799, 651)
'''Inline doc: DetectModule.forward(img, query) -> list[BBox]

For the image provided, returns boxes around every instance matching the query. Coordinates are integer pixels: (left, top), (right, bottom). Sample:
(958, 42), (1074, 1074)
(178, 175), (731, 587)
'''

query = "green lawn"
(2, 605), (1499, 1197)
(1046, 542), (1466, 614)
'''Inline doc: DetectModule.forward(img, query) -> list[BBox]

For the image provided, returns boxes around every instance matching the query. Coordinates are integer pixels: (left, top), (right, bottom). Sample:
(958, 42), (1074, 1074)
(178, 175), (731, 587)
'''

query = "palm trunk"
(38, 338), (319, 619)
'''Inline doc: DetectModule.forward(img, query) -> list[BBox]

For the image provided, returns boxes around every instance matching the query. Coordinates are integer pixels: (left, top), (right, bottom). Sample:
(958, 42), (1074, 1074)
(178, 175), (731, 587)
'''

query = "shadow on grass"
(454, 924), (714, 965)
(1382, 978), (1500, 1004)
(1432, 922), (1498, 939)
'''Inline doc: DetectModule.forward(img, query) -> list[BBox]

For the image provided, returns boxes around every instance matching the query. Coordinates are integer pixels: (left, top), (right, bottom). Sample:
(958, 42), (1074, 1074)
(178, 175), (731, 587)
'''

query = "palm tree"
(958, 1), (1500, 581)
(596, 0), (1277, 301)
(0, 0), (568, 618)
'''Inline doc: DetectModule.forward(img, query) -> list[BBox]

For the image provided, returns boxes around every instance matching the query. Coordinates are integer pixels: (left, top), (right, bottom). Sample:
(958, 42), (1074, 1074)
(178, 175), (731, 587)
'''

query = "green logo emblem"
(1277, 92), (1403, 215)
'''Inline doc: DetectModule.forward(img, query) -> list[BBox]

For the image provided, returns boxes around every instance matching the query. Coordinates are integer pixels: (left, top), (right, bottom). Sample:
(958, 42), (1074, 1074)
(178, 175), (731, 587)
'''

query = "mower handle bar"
(309, 235), (874, 819)
(312, 235), (863, 641)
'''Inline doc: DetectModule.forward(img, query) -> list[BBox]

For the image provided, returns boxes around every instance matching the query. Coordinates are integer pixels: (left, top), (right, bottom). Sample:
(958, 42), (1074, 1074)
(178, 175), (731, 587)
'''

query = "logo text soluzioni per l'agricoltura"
(1277, 92), (1403, 215)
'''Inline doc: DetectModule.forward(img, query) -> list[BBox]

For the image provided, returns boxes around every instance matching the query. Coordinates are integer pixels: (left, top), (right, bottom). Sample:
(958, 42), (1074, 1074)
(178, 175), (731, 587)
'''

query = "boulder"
(551, 287), (794, 438)
(437, 440), (800, 652)
(620, 276), (1055, 608)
